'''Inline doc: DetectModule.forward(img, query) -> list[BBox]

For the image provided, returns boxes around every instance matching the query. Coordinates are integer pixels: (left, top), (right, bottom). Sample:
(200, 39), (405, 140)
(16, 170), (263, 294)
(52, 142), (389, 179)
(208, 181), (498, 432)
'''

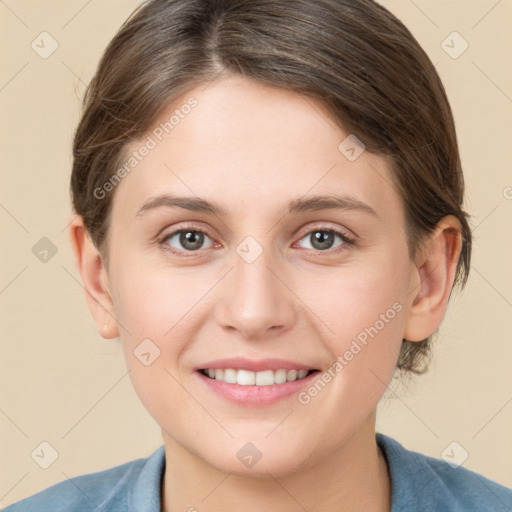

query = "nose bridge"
(214, 236), (296, 338)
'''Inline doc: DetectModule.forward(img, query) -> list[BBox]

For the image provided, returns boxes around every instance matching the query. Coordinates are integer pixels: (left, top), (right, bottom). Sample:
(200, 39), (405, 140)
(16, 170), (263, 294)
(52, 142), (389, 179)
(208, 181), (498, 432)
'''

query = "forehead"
(111, 75), (401, 225)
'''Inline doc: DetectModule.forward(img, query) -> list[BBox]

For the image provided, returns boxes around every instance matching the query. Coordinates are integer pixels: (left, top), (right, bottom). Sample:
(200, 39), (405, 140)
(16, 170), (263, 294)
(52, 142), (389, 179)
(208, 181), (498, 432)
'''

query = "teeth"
(202, 368), (312, 385)
(237, 369), (256, 385)
(224, 368), (237, 384)
(274, 369), (287, 384)
(287, 369), (297, 381)
(255, 370), (274, 386)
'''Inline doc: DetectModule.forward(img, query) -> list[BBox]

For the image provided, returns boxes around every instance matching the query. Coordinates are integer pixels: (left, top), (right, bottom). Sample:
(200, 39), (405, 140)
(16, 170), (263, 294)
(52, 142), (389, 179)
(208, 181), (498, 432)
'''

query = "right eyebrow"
(135, 195), (228, 217)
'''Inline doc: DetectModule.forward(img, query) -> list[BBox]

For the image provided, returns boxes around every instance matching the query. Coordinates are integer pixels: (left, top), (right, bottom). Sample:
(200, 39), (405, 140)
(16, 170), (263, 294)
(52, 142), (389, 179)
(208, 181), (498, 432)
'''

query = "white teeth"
(223, 368), (237, 384)
(274, 369), (287, 384)
(202, 368), (313, 385)
(255, 370), (274, 386)
(237, 369), (256, 385)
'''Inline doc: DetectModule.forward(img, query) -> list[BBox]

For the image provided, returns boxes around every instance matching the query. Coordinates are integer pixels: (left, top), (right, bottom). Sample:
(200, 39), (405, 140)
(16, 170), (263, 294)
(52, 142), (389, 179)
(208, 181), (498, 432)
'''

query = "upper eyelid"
(160, 222), (216, 241)
(296, 223), (354, 240)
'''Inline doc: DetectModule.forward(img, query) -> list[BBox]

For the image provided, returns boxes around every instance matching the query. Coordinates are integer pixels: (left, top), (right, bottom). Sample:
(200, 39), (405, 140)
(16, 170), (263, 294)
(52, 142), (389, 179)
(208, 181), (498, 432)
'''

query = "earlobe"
(68, 214), (120, 339)
(403, 216), (462, 342)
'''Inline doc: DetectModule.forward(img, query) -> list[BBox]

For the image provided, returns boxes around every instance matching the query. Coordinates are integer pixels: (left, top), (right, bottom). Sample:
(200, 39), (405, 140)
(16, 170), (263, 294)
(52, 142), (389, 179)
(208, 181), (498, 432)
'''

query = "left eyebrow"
(285, 194), (378, 218)
(135, 193), (379, 219)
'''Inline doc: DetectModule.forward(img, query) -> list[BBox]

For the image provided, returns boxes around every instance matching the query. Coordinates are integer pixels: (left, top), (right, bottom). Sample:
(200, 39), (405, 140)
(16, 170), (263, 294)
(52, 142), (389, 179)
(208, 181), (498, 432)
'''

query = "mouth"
(194, 359), (321, 405)
(198, 368), (319, 385)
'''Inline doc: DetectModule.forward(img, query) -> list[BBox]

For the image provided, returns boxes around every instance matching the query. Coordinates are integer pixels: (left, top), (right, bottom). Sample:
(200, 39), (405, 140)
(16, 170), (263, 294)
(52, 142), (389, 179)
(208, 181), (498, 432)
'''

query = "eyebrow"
(135, 194), (379, 219)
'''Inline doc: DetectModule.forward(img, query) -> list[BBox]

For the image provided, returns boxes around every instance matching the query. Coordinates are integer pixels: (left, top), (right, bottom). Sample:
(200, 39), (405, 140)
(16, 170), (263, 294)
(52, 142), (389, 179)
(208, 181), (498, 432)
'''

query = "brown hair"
(70, 0), (472, 374)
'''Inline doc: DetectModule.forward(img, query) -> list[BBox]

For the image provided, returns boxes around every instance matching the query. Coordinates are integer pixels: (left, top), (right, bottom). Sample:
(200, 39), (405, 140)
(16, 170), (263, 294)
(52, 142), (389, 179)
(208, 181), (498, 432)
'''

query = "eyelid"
(155, 220), (214, 239)
(294, 222), (356, 245)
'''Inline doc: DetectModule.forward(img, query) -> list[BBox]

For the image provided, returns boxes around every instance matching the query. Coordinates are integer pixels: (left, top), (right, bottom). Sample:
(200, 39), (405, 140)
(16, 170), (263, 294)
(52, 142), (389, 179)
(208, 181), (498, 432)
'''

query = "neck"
(161, 413), (390, 512)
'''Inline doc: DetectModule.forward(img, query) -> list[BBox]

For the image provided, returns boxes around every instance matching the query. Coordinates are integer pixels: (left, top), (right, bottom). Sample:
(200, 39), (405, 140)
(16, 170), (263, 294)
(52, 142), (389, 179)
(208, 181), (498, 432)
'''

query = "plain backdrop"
(1, 0), (511, 507)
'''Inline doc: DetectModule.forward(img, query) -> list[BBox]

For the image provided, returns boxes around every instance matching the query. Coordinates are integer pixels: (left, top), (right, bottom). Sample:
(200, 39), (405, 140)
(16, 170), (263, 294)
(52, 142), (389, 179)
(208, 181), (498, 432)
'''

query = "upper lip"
(195, 358), (318, 372)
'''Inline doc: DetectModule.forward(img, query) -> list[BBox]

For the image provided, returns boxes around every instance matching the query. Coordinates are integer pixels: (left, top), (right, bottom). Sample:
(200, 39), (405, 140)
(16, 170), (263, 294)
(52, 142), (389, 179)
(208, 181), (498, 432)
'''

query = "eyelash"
(157, 222), (356, 258)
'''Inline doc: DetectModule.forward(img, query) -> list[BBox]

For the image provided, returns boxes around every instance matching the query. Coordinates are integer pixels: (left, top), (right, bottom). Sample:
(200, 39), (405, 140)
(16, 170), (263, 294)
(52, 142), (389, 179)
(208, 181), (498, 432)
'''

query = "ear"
(403, 215), (463, 342)
(68, 214), (119, 339)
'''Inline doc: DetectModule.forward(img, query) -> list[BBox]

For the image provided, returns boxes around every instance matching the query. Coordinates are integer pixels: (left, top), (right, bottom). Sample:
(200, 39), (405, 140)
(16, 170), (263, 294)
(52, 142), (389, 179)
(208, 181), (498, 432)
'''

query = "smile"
(199, 368), (317, 385)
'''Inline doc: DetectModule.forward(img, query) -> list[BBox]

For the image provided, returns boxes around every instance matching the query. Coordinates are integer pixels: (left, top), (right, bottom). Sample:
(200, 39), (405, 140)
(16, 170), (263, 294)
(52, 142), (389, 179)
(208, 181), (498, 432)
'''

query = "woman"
(5, 0), (511, 511)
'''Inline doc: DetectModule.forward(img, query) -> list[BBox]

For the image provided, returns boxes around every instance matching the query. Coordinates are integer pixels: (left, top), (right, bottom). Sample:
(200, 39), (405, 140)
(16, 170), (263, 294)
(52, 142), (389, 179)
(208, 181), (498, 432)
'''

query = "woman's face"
(105, 74), (418, 476)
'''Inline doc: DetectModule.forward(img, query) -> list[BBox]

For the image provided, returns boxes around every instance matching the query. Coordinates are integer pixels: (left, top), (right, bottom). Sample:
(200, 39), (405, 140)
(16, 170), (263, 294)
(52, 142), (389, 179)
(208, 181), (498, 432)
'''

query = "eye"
(158, 223), (356, 257)
(295, 227), (355, 254)
(159, 224), (215, 255)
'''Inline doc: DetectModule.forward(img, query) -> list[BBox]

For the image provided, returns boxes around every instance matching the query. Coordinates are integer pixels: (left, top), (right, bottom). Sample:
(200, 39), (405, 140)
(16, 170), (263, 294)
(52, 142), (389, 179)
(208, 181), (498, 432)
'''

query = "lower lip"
(195, 371), (319, 406)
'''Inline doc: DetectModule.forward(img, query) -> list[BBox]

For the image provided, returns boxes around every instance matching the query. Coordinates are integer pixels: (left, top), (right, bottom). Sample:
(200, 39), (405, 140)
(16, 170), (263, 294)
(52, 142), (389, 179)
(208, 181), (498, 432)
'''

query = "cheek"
(302, 261), (407, 345)
(112, 273), (198, 433)
(299, 260), (408, 402)
(110, 261), (204, 342)
(109, 265), (217, 418)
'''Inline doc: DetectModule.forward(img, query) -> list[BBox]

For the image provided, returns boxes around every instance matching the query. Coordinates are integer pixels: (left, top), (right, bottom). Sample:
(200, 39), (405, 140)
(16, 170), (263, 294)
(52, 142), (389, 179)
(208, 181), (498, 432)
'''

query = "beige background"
(1, 0), (511, 507)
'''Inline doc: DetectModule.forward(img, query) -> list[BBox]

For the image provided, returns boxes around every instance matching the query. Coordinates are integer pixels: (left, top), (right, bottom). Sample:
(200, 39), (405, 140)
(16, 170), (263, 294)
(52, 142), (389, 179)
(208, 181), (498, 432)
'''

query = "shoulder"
(2, 446), (165, 512)
(377, 433), (512, 512)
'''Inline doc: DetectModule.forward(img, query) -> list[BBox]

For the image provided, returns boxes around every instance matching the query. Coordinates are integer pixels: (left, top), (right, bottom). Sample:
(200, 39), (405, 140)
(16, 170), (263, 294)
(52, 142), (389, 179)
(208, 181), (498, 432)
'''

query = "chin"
(218, 451), (307, 479)
(194, 435), (312, 479)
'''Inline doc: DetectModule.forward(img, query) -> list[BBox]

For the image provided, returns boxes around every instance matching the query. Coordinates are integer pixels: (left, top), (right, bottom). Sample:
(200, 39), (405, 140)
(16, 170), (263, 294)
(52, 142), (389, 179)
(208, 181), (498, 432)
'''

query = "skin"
(69, 73), (462, 512)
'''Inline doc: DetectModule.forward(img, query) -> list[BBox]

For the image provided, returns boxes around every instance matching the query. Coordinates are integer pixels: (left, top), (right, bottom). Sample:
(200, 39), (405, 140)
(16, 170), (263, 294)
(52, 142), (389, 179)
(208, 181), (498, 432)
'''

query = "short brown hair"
(70, 0), (472, 374)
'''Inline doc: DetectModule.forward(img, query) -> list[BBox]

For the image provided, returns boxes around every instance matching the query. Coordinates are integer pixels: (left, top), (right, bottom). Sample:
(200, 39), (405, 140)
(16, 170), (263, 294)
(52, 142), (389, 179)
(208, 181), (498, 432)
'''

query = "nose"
(214, 247), (297, 341)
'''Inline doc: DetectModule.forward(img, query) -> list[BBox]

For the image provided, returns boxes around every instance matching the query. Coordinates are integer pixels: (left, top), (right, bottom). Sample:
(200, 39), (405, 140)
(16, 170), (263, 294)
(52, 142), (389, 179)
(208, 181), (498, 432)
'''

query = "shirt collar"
(128, 445), (166, 512)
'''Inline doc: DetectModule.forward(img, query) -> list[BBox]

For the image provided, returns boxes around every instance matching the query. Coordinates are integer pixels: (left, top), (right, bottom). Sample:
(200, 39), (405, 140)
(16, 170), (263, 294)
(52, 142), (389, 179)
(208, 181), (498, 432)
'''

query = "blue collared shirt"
(3, 434), (512, 511)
